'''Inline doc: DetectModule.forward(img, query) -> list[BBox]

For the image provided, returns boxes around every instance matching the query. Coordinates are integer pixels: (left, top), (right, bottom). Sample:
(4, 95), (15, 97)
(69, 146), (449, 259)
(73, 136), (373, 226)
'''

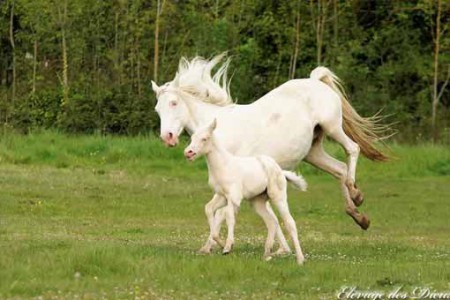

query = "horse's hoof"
(359, 215), (371, 230)
(222, 249), (231, 255)
(352, 190), (364, 207)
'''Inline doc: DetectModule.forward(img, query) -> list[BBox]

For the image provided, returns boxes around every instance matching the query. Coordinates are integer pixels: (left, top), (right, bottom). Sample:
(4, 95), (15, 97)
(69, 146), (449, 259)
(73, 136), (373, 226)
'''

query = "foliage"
(0, 0), (448, 141)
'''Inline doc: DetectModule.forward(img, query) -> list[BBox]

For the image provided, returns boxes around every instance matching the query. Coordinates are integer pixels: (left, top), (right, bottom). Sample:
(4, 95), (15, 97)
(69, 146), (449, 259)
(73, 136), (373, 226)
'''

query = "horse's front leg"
(199, 194), (227, 254)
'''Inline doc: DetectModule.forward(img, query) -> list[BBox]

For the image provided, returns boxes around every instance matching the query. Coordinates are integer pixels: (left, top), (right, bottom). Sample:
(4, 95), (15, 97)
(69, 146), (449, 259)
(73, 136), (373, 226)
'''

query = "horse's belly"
(225, 119), (314, 169)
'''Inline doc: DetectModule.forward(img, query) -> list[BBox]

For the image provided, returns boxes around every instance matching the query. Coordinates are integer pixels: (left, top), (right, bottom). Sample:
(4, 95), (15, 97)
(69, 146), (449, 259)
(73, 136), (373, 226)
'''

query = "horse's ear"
(208, 118), (217, 132)
(174, 72), (182, 87)
(151, 81), (160, 94)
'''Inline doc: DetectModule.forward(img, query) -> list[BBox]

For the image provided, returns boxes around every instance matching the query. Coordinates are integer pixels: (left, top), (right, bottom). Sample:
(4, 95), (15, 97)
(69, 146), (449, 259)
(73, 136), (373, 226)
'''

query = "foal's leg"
(222, 201), (237, 254)
(270, 188), (305, 265)
(252, 196), (280, 260)
(199, 194), (227, 253)
(221, 190), (242, 255)
(251, 194), (291, 256)
(265, 203), (291, 256)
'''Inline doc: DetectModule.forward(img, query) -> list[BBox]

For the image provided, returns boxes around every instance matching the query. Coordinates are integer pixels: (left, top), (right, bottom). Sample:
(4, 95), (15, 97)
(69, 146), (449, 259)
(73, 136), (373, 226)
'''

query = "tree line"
(0, 0), (449, 142)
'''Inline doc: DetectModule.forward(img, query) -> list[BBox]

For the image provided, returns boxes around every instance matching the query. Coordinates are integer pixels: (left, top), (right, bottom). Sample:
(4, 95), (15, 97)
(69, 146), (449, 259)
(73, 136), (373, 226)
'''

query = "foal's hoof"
(263, 255), (273, 262)
(359, 215), (371, 230)
(297, 257), (305, 265)
(198, 247), (211, 255)
(222, 249), (231, 255)
(273, 247), (292, 256)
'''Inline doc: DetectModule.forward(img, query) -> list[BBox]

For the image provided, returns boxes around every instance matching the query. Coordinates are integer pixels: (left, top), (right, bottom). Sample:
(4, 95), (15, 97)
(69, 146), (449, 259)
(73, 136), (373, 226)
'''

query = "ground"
(0, 132), (449, 299)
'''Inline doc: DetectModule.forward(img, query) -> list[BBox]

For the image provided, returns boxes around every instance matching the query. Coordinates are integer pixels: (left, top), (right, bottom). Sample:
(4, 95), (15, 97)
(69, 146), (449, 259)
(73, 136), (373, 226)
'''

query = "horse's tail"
(282, 171), (308, 192)
(310, 67), (390, 162)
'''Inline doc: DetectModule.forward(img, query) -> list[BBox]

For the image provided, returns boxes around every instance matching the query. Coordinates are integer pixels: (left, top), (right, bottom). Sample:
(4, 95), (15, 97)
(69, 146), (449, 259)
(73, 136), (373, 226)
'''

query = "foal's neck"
(205, 136), (233, 174)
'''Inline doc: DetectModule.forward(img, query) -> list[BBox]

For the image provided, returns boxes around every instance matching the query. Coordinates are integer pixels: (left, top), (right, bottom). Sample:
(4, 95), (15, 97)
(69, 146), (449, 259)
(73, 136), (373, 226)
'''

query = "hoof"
(296, 256), (305, 265)
(352, 190), (364, 207)
(347, 182), (364, 207)
(263, 255), (273, 262)
(197, 247), (211, 255)
(222, 249), (231, 255)
(359, 215), (371, 230)
(273, 248), (292, 256)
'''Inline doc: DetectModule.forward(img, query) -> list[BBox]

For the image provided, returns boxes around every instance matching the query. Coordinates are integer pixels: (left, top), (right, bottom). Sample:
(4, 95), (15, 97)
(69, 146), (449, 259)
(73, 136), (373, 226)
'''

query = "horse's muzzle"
(161, 132), (179, 147)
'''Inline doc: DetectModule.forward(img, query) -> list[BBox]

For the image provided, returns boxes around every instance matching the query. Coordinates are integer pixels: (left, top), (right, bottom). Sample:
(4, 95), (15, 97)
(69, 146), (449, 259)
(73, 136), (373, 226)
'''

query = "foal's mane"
(172, 53), (234, 106)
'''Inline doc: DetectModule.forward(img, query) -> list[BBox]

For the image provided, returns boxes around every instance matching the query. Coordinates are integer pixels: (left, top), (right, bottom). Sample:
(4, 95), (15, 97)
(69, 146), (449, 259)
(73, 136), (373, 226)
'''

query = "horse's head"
(184, 119), (217, 161)
(152, 81), (191, 147)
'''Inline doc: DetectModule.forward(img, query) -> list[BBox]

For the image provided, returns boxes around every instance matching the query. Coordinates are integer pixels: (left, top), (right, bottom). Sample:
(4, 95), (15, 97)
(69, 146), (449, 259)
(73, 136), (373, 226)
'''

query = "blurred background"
(0, 0), (448, 142)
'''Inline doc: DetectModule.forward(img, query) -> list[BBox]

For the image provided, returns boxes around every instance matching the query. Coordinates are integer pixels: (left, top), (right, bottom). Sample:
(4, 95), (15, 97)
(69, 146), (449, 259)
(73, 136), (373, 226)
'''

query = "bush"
(12, 90), (62, 133)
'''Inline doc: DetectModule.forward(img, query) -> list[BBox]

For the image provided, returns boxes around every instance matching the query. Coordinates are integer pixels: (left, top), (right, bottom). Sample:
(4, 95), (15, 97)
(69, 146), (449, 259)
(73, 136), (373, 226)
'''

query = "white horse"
(152, 54), (388, 252)
(184, 118), (307, 264)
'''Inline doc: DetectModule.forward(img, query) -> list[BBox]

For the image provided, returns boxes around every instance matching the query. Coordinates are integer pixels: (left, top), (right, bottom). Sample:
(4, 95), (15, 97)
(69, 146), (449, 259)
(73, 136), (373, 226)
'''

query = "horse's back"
(214, 78), (341, 169)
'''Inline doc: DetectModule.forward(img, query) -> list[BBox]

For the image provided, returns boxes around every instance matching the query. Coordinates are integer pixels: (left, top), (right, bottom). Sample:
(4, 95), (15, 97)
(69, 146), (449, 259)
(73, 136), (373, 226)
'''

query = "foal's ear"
(208, 118), (217, 132)
(151, 81), (160, 94)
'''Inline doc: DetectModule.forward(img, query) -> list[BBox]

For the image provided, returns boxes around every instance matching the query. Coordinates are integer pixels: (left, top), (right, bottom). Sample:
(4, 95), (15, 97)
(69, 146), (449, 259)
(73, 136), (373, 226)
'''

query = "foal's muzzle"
(184, 149), (196, 161)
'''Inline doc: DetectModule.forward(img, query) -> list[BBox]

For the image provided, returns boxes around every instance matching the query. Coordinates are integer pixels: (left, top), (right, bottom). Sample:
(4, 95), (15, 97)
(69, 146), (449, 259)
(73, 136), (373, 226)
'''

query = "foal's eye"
(169, 101), (178, 107)
(201, 138), (207, 142)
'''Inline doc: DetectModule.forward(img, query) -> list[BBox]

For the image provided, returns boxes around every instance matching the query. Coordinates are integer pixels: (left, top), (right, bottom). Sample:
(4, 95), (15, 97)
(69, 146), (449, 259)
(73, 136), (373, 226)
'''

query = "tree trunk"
(32, 40), (38, 95)
(9, 0), (16, 103)
(153, 0), (161, 82)
(333, 0), (338, 47)
(114, 11), (120, 85)
(432, 0), (441, 142)
(290, 2), (301, 79)
(137, 44), (141, 97)
(316, 0), (321, 65)
(60, 0), (69, 105)
(315, 0), (329, 66)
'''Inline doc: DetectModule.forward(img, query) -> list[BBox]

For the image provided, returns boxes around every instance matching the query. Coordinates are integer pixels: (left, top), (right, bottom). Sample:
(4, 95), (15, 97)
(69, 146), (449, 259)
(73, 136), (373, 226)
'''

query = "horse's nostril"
(168, 132), (173, 139)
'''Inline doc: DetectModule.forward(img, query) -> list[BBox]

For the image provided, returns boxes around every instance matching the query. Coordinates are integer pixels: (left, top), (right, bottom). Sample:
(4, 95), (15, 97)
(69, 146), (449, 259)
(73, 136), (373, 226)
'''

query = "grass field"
(0, 132), (449, 299)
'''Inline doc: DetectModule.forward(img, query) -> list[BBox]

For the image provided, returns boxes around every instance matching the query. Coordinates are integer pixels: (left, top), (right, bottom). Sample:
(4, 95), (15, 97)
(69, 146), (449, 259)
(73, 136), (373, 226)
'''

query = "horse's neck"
(205, 137), (233, 177)
(184, 97), (229, 134)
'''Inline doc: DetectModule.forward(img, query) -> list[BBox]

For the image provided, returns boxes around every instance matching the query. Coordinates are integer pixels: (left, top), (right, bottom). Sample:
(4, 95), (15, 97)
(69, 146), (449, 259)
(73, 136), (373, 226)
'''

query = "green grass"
(0, 132), (449, 299)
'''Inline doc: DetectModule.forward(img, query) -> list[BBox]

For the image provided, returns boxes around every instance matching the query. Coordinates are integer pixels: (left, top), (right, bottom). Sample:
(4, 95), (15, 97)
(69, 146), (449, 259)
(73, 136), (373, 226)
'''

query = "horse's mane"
(171, 53), (233, 106)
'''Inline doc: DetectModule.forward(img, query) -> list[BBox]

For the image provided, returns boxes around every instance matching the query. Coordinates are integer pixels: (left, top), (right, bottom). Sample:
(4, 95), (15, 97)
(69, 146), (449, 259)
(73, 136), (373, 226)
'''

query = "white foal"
(184, 119), (307, 265)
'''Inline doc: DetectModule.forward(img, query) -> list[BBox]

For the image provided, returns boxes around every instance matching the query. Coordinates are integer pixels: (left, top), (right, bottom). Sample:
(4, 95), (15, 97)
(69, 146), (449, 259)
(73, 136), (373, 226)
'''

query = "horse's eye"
(169, 101), (178, 107)
(201, 138), (207, 142)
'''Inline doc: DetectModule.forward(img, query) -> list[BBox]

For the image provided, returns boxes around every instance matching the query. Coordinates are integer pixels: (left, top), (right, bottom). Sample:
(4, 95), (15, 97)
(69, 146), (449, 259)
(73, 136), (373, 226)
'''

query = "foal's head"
(184, 119), (217, 161)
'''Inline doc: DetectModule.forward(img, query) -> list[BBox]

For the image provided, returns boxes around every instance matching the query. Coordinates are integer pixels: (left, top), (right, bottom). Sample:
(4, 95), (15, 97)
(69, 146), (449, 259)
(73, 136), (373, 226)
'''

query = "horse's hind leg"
(317, 123), (369, 229)
(326, 126), (364, 206)
(305, 132), (363, 207)
(305, 135), (369, 229)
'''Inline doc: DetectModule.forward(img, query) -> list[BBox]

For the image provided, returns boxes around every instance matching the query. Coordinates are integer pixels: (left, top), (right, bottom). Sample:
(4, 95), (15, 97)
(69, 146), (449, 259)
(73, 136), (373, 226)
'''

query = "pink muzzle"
(161, 132), (179, 147)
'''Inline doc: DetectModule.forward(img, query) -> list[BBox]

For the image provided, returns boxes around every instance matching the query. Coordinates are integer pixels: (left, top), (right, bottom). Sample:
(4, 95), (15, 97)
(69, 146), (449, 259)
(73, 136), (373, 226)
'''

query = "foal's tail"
(283, 171), (308, 192)
(310, 67), (390, 162)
